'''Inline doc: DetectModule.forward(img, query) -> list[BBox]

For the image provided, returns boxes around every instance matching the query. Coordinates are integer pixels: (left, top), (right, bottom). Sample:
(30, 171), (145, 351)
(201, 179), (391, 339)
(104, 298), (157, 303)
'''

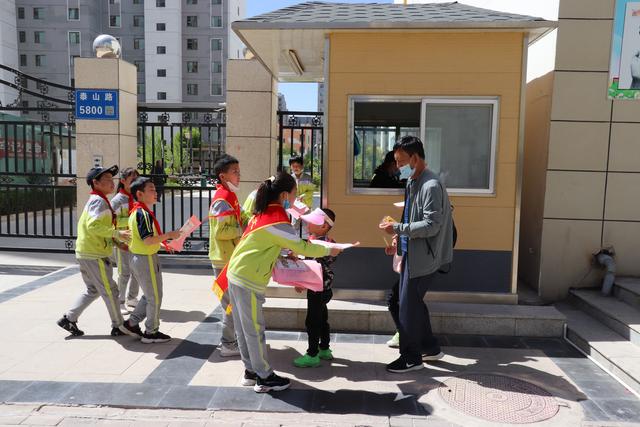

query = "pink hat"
(300, 208), (334, 226)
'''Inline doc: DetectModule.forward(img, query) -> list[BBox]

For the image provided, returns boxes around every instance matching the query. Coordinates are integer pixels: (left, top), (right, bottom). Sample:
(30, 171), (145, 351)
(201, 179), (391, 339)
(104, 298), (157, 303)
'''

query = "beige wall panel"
(539, 219), (602, 301)
(555, 20), (613, 72)
(76, 134), (120, 178)
(547, 121), (610, 171)
(497, 118), (519, 164)
(75, 58), (119, 89)
(612, 100), (640, 123)
(551, 72), (611, 122)
(118, 135), (138, 173)
(118, 91), (138, 138)
(543, 171), (605, 219)
(227, 59), (273, 92)
(559, 0), (615, 19)
(76, 119), (118, 135)
(609, 123), (640, 172)
(604, 173), (640, 221)
(602, 221), (640, 276)
(226, 137), (273, 182)
(330, 32), (523, 74)
(118, 60), (138, 95)
(226, 91), (273, 138)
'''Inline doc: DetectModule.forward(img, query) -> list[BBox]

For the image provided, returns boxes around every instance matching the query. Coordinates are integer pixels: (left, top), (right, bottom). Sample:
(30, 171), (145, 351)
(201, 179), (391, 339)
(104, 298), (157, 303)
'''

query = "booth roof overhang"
(232, 1), (557, 83)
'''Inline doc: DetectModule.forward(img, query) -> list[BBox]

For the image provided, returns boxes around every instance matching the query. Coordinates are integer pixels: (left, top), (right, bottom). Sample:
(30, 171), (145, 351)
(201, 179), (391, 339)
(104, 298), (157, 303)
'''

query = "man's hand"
(379, 221), (396, 235)
(384, 235), (398, 256)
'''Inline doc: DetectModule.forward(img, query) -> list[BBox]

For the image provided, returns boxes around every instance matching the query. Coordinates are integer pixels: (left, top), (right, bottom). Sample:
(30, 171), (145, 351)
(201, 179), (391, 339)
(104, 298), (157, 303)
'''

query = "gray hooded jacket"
(393, 168), (454, 278)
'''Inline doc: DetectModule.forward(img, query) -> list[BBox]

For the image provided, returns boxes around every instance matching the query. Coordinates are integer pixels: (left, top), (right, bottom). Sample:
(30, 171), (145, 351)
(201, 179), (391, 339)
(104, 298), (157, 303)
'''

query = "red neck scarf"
(132, 201), (169, 250)
(119, 188), (135, 212)
(90, 189), (116, 226)
(211, 184), (242, 225)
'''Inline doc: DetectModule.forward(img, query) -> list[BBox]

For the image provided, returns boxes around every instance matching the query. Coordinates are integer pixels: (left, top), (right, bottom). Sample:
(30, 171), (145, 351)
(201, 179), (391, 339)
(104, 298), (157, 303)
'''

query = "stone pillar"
(74, 58), (137, 215)
(225, 59), (279, 203)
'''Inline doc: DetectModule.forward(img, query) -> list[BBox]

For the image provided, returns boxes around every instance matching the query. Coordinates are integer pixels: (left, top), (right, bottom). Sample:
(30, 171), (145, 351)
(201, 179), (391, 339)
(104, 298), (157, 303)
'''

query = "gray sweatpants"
(129, 253), (164, 333)
(228, 282), (272, 378)
(67, 258), (123, 328)
(115, 247), (139, 303)
(213, 266), (237, 346)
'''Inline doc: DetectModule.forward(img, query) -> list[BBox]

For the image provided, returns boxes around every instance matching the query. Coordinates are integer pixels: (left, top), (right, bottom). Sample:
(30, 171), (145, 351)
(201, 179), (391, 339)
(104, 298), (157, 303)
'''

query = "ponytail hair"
(117, 167), (139, 191)
(254, 172), (296, 214)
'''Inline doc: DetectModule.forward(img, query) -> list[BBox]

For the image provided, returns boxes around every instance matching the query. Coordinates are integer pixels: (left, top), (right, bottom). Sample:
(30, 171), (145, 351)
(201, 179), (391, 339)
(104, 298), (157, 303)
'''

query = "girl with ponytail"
(215, 172), (341, 393)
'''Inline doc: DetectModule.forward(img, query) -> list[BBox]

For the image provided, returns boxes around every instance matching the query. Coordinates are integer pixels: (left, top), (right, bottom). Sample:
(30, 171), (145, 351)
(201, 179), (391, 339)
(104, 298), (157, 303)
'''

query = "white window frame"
(347, 95), (500, 196)
(67, 0), (80, 21)
(108, 1), (121, 28)
(209, 38), (224, 96)
(210, 0), (223, 28)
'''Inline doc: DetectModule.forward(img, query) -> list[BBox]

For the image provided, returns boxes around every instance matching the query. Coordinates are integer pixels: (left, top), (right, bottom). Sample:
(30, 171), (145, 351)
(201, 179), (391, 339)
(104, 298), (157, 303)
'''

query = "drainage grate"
(439, 374), (559, 424)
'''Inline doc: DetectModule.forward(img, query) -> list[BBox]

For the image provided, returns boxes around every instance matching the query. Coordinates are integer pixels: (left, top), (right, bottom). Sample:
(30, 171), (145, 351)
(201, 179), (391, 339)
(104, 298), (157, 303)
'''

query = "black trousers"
(387, 279), (401, 331)
(398, 255), (440, 364)
(306, 288), (333, 356)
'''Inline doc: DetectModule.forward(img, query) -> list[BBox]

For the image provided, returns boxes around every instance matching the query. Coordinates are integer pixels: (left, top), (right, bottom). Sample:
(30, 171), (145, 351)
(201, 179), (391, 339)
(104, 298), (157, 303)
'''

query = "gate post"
(225, 59), (279, 202)
(74, 57), (137, 216)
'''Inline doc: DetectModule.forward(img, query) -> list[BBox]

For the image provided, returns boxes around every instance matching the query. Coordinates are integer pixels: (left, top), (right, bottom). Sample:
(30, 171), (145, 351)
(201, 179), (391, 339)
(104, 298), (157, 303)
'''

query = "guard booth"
(232, 2), (555, 303)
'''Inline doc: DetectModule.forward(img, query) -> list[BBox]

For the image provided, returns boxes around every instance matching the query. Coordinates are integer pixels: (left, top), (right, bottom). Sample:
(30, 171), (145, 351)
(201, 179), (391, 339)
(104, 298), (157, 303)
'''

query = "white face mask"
(398, 163), (414, 180)
(227, 181), (240, 193)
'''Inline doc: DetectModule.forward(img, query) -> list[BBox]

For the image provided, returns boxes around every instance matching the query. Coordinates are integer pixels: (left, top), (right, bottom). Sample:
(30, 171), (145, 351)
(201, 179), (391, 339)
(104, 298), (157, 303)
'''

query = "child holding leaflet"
(293, 208), (338, 368)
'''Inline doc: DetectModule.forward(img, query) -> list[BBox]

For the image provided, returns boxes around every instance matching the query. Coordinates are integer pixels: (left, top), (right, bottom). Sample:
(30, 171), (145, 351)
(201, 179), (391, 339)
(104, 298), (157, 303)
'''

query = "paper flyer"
(272, 258), (323, 292)
(286, 199), (309, 219)
(167, 215), (202, 252)
(310, 240), (360, 250)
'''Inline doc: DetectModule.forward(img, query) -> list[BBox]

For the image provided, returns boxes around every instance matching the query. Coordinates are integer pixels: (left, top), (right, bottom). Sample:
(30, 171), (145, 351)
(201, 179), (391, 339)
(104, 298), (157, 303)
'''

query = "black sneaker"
(386, 356), (423, 373)
(254, 372), (290, 393)
(110, 327), (125, 336)
(120, 320), (143, 339)
(141, 330), (171, 344)
(57, 315), (84, 336)
(242, 370), (258, 386)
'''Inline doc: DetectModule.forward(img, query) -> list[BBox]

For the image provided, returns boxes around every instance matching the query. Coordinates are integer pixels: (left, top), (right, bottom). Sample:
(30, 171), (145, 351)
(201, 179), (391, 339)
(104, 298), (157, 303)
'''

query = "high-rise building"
(0, 0), (18, 109)
(11, 0), (244, 118)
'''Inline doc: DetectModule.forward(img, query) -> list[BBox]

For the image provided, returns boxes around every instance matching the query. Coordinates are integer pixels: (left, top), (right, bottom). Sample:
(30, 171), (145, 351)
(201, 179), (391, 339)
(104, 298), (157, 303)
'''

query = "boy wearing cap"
(57, 165), (137, 337)
(293, 208), (338, 368)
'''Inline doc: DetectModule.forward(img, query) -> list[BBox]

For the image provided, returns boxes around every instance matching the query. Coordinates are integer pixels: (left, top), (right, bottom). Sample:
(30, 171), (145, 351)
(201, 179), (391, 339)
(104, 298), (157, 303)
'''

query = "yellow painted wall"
(326, 31), (524, 250)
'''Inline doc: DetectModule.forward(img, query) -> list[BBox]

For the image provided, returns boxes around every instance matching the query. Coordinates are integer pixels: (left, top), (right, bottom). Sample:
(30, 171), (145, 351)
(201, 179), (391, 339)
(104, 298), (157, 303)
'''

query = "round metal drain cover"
(439, 374), (559, 424)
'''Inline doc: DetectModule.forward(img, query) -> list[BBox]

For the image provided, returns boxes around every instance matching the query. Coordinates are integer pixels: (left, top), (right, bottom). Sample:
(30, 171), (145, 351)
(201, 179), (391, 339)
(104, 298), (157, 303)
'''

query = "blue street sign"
(75, 89), (119, 120)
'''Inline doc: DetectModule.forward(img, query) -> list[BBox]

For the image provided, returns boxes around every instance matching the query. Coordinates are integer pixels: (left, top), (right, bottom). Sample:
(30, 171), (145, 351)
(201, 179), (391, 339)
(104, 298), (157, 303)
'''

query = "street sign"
(74, 89), (119, 120)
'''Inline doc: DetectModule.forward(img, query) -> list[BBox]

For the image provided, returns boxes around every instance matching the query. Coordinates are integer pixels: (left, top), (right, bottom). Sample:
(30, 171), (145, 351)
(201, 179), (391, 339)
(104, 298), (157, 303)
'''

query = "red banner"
(0, 139), (47, 159)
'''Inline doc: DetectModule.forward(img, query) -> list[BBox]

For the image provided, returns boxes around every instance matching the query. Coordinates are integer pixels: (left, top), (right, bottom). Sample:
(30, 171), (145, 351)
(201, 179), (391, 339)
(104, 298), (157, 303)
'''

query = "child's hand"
(286, 251), (298, 260)
(295, 287), (304, 293)
(117, 230), (131, 242)
(329, 247), (342, 257)
(166, 230), (181, 240)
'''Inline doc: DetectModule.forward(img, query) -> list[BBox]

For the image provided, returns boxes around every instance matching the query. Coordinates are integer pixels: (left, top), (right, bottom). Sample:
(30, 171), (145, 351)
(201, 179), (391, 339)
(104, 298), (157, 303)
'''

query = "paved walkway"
(1, 253), (640, 426)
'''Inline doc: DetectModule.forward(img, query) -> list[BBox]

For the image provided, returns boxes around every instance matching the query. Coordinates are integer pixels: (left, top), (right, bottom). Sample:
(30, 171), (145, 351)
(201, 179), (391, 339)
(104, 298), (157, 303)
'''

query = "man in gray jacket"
(380, 136), (454, 373)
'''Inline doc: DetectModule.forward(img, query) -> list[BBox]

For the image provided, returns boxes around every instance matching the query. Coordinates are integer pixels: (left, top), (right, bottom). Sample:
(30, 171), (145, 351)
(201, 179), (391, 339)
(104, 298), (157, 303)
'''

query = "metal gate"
(0, 64), (77, 252)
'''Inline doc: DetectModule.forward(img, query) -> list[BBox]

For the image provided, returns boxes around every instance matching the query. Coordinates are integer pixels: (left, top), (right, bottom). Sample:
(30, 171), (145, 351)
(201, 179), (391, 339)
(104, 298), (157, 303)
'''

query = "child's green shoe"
(318, 348), (333, 360)
(293, 353), (320, 368)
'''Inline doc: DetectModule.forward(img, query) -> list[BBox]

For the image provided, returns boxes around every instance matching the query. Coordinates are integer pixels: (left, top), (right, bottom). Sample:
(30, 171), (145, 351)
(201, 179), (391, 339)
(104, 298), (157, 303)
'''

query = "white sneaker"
(219, 342), (241, 357)
(126, 298), (139, 308)
(119, 303), (130, 315)
(386, 331), (400, 348)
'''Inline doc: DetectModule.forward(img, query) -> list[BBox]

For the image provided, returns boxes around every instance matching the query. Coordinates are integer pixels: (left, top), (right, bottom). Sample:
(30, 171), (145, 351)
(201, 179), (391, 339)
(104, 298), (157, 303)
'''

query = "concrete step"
(614, 277), (640, 311)
(557, 302), (640, 396)
(263, 298), (565, 337)
(569, 289), (640, 346)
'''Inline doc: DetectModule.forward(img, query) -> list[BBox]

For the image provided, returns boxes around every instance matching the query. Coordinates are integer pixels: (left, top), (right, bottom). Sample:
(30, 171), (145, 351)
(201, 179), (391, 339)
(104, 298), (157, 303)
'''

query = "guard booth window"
(349, 96), (498, 195)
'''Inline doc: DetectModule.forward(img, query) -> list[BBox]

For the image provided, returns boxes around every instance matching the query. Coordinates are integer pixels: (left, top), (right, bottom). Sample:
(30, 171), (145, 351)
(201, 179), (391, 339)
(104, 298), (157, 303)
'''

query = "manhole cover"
(439, 374), (559, 424)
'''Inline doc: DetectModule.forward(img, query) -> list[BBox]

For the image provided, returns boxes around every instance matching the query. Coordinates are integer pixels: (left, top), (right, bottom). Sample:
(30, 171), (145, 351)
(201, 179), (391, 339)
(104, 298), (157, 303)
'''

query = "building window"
(157, 92), (167, 100)
(17, 7), (24, 19)
(137, 83), (145, 94)
(134, 15), (144, 27)
(211, 0), (221, 4)
(349, 96), (499, 194)
(19, 31), (26, 43)
(156, 22), (165, 31)
(134, 38), (144, 50)
(211, 83), (222, 96)
(35, 55), (46, 67)
(186, 16), (198, 27)
(187, 38), (198, 50)
(187, 0), (198, 4)
(156, 45), (166, 54)
(210, 38), (222, 51)
(211, 61), (222, 73)
(187, 61), (198, 73)
(156, 0), (165, 6)
(68, 32), (80, 44)
(19, 54), (27, 67)
(133, 0), (142, 4)
(157, 69), (166, 77)
(187, 84), (198, 95)
(33, 7), (45, 19)
(109, 15), (121, 27)
(68, 7), (79, 20)
(34, 31), (45, 44)
(210, 15), (222, 27)
(134, 60), (144, 72)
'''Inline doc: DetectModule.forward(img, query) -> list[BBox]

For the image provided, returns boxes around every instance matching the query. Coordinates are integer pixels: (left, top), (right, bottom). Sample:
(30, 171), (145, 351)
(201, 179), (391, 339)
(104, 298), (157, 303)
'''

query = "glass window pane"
(424, 103), (493, 190)
(352, 101), (420, 188)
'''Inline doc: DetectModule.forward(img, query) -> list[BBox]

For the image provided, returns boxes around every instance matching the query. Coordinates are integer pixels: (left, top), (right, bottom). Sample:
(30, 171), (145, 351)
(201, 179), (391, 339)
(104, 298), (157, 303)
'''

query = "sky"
(244, 0), (559, 111)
